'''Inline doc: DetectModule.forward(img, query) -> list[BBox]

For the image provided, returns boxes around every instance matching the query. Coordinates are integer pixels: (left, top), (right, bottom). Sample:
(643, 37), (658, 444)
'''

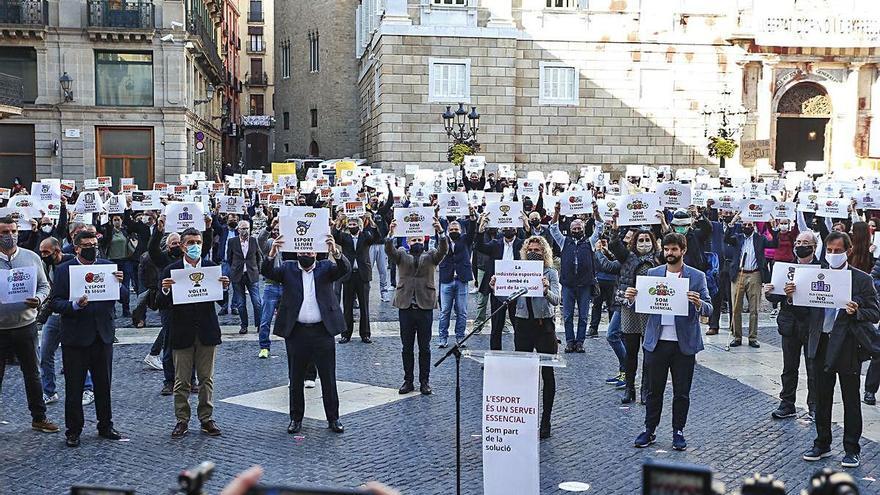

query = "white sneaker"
(43, 393), (59, 404)
(469, 286), (479, 294)
(304, 380), (317, 389)
(143, 354), (163, 370)
(82, 390), (95, 406)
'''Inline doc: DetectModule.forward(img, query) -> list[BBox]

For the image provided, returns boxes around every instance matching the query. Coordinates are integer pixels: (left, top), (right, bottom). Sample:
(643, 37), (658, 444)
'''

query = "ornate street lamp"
(701, 86), (749, 167)
(59, 72), (74, 102)
(442, 102), (479, 145)
(195, 84), (215, 106)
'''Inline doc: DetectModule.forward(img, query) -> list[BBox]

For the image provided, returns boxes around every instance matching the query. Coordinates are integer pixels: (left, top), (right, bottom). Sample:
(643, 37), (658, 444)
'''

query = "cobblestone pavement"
(2, 318), (879, 494)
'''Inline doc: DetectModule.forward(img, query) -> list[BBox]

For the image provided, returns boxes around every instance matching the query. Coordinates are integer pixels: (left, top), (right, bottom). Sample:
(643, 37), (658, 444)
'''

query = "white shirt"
(502, 239), (515, 261)
(240, 237), (250, 258)
(351, 234), (359, 270)
(659, 270), (680, 341)
(297, 266), (322, 324)
(741, 233), (757, 271)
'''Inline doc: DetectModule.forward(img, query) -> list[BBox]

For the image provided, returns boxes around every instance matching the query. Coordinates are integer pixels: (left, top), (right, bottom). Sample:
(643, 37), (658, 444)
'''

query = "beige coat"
(385, 236), (449, 310)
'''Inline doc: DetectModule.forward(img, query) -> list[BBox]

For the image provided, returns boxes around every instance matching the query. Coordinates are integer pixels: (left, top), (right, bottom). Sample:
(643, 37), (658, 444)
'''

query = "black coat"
(765, 257), (820, 338)
(155, 259), (224, 349)
(48, 258), (116, 347)
(334, 228), (374, 282)
(475, 233), (523, 295)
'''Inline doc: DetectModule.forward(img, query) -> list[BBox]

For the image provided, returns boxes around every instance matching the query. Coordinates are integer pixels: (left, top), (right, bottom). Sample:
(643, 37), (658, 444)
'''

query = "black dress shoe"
(338, 337), (351, 344)
(398, 381), (414, 394)
(66, 434), (80, 447)
(729, 339), (742, 347)
(238, 327), (248, 335)
(328, 420), (344, 433)
(218, 308), (229, 316)
(748, 340), (761, 349)
(361, 337), (373, 344)
(288, 420), (303, 434)
(420, 383), (433, 395)
(621, 389), (636, 404)
(98, 428), (122, 440)
(171, 422), (188, 439)
(539, 422), (551, 439)
(865, 392), (877, 405)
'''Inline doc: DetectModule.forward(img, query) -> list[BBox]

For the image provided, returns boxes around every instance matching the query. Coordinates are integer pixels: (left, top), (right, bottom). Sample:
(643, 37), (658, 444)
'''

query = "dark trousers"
(62, 338), (114, 436)
(622, 333), (648, 398)
(589, 279), (616, 332)
(286, 324), (338, 422)
(814, 334), (862, 455)
(708, 270), (730, 330)
(644, 340), (695, 432)
(779, 331), (816, 411)
(342, 271), (370, 339)
(514, 317), (556, 425)
(489, 295), (516, 350)
(0, 322), (47, 422)
(865, 357), (880, 394)
(399, 308), (432, 384)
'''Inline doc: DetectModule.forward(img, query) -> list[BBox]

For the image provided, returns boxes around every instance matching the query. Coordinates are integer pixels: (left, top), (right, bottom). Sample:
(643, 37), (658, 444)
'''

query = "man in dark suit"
(48, 230), (125, 448)
(261, 232), (351, 434)
(725, 214), (777, 348)
(437, 218), (474, 348)
(334, 216), (374, 343)
(156, 228), (230, 439)
(387, 217), (447, 394)
(475, 215), (524, 350)
(800, 231), (880, 469)
(227, 219), (262, 334)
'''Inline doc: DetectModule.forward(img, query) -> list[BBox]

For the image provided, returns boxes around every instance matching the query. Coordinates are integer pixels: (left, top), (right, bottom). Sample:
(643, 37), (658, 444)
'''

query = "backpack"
(703, 251), (720, 298)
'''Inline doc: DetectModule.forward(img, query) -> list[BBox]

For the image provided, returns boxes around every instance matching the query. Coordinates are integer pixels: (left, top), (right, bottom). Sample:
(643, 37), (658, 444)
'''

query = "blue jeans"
(234, 276), (263, 329)
(40, 314), (93, 395)
(114, 258), (136, 313)
(605, 310), (626, 371)
(220, 261), (231, 311)
(369, 243), (389, 295)
(259, 283), (283, 350)
(562, 285), (591, 344)
(438, 280), (468, 341)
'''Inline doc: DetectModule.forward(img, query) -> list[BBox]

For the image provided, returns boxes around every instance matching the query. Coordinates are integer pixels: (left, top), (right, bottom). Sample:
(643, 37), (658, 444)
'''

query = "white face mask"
(41, 225), (53, 234)
(636, 240), (653, 254)
(825, 251), (848, 269)
(778, 223), (790, 232)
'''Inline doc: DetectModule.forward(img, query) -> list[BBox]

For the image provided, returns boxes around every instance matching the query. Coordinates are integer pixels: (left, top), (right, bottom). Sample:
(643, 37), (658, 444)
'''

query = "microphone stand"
(434, 290), (525, 495)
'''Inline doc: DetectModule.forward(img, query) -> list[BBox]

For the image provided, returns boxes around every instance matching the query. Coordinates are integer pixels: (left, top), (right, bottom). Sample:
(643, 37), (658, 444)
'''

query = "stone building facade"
(239, 0), (275, 170)
(349, 0), (880, 175)
(0, 0), (233, 189)
(273, 0), (360, 161)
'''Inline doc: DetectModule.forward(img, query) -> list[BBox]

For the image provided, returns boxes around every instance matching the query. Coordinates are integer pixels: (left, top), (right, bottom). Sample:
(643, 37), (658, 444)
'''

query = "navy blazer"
(438, 219), (475, 284)
(642, 264), (713, 356)
(261, 254), (351, 337)
(48, 258), (117, 347)
(475, 233), (523, 295)
(725, 227), (777, 283)
(155, 258), (225, 350)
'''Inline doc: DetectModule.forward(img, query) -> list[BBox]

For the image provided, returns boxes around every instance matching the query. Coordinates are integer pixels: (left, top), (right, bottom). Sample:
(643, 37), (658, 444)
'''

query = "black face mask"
(794, 245), (815, 259)
(169, 246), (183, 258)
(571, 231), (584, 240)
(228, 221), (238, 229)
(742, 226), (754, 236)
(42, 254), (57, 266)
(297, 254), (316, 269)
(79, 247), (97, 262)
(449, 232), (461, 241)
(529, 220), (540, 228)
(349, 227), (360, 235)
(409, 243), (424, 256)
(502, 230), (516, 239)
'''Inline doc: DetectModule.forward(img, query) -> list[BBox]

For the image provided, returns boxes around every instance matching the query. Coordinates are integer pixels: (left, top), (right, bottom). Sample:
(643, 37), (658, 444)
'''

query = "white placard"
(105, 194), (126, 215)
(711, 190), (744, 211)
(656, 183), (692, 209)
(83, 178), (100, 190)
(815, 197), (848, 218)
(485, 201), (523, 228)
(72, 191), (104, 214)
(494, 260), (543, 297)
(217, 195), (247, 214)
(278, 207), (330, 253)
(8, 195), (43, 219)
(343, 201), (366, 217)
(131, 190), (161, 211)
(482, 354), (539, 495)
(853, 189), (880, 210)
(332, 185), (358, 203)
(634, 275), (689, 316)
(393, 207), (434, 238)
(742, 199), (772, 222)
(768, 262), (798, 296)
(596, 196), (621, 222)
(691, 189), (709, 207)
(68, 264), (120, 302)
(170, 265), (223, 304)
(0, 208), (31, 230)
(791, 267), (852, 309)
(438, 192), (468, 217)
(163, 202), (206, 233)
(771, 202), (796, 221)
(33, 180), (61, 204)
(517, 179), (540, 199)
(0, 266), (37, 304)
(558, 190), (593, 216)
(617, 193), (661, 226)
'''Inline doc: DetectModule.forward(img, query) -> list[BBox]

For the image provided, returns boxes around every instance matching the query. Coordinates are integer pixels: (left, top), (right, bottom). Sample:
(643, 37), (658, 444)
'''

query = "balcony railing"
(0, 0), (47, 26)
(187, 12), (223, 77)
(88, 0), (154, 29)
(0, 72), (23, 108)
(246, 43), (265, 54)
(247, 10), (263, 22)
(247, 72), (268, 87)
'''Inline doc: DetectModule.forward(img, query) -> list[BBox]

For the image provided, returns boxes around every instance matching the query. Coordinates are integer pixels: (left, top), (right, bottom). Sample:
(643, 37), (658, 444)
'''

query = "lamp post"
(442, 102), (480, 145)
(194, 84), (215, 106)
(701, 86), (748, 168)
(59, 72), (74, 102)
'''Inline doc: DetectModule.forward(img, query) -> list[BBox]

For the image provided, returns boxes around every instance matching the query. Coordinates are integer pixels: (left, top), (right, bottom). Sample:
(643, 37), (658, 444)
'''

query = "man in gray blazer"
(386, 217), (447, 395)
(624, 232), (712, 452)
(226, 220), (263, 334)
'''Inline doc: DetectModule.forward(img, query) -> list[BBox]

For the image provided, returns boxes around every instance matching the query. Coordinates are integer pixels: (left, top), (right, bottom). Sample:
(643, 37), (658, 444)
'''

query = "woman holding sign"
(489, 236), (560, 440)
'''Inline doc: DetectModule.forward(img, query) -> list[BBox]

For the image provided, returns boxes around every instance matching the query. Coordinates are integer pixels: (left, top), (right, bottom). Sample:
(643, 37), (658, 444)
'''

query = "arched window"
(776, 82), (832, 116)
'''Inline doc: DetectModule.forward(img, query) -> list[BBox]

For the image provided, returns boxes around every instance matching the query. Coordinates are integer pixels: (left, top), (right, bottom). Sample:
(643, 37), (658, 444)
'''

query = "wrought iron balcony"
(88, 0), (154, 30)
(0, 72), (23, 119)
(0, 0), (47, 25)
(187, 11), (224, 80)
(247, 72), (268, 87)
(247, 10), (263, 22)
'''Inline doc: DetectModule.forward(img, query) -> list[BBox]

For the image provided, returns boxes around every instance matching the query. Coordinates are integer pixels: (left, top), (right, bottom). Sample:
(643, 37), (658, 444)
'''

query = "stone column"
(757, 59), (776, 142)
(485, 0), (515, 28)
(832, 62), (862, 167)
(383, 0), (411, 25)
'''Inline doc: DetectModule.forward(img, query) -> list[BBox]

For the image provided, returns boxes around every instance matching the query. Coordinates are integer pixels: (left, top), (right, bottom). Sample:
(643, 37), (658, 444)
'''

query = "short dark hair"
(825, 231), (852, 250)
(74, 230), (97, 245)
(0, 215), (15, 226)
(180, 228), (202, 243)
(661, 232), (688, 250)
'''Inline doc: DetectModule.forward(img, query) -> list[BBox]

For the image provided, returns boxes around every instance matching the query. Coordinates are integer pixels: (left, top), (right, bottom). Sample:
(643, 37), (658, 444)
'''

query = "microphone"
(507, 287), (528, 301)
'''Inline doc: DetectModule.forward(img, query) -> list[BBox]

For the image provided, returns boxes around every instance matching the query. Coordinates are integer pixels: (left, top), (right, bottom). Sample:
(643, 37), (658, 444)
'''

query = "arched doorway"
(309, 140), (319, 156)
(773, 82), (832, 171)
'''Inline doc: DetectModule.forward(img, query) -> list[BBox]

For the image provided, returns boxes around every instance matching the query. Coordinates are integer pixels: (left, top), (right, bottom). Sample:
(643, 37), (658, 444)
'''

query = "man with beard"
(625, 233), (712, 451)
